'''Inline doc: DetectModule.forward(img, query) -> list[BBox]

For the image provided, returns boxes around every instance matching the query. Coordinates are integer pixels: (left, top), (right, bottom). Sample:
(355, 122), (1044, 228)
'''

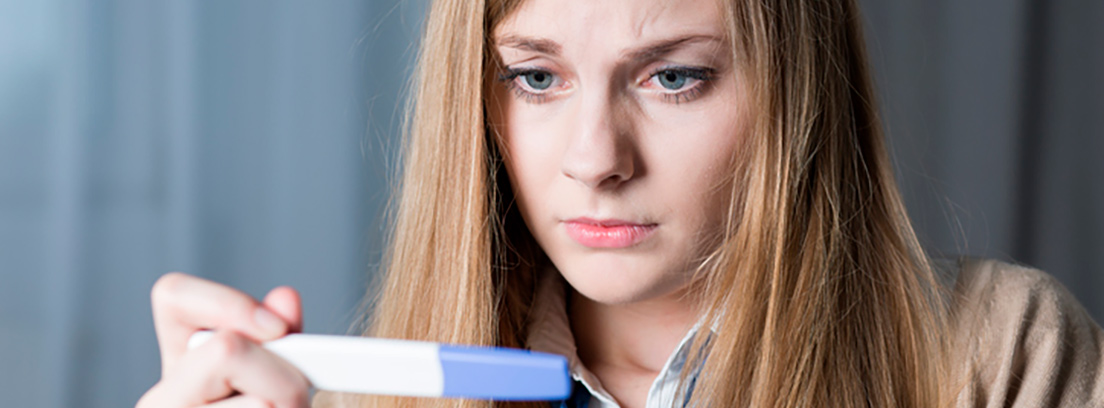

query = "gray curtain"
(860, 1), (1104, 313)
(0, 1), (423, 407)
(0, 1), (1099, 408)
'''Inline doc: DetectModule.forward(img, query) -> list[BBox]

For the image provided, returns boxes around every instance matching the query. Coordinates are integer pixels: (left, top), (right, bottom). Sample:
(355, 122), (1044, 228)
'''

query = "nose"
(560, 88), (636, 190)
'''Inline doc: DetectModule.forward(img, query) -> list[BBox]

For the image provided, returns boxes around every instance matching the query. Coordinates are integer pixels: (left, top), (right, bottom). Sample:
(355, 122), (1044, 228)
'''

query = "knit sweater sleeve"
(949, 258), (1104, 407)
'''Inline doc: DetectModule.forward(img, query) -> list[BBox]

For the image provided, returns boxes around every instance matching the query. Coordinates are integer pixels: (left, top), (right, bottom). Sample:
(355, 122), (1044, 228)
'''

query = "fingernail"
(254, 308), (286, 337)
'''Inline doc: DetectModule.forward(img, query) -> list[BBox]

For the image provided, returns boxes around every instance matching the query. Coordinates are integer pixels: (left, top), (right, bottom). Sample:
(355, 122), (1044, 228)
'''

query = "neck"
(568, 286), (701, 374)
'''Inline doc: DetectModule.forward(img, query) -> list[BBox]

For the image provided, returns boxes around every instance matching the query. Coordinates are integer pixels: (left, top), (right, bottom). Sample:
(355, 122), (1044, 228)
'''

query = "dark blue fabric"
(551, 380), (591, 408)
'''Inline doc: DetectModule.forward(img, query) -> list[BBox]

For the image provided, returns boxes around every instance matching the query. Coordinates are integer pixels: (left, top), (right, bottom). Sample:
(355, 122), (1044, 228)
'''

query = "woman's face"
(488, 0), (750, 305)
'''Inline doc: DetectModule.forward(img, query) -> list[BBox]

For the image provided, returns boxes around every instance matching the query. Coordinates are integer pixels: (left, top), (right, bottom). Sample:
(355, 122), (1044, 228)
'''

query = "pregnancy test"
(188, 331), (571, 400)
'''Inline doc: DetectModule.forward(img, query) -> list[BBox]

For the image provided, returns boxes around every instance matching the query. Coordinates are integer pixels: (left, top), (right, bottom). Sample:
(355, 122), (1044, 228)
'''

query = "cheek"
(489, 96), (562, 224)
(649, 103), (745, 197)
(502, 120), (559, 196)
(646, 95), (747, 247)
(658, 135), (738, 248)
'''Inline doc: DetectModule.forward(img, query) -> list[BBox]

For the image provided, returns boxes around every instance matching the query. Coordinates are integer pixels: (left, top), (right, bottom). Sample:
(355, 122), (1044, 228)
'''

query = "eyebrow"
(496, 36), (563, 55)
(494, 34), (725, 61)
(623, 35), (725, 61)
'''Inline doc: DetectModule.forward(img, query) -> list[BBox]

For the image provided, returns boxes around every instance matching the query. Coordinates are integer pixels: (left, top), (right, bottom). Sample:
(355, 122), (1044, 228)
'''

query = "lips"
(562, 218), (657, 248)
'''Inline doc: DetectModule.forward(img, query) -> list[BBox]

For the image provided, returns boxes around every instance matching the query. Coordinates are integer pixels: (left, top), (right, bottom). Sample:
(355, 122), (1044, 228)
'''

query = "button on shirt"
(526, 271), (709, 408)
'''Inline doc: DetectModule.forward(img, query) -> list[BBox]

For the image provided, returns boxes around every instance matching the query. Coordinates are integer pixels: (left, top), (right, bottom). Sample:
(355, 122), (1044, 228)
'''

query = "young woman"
(136, 0), (1104, 407)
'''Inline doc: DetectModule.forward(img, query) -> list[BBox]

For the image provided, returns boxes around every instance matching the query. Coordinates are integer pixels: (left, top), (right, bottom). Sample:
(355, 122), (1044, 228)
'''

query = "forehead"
(493, 0), (725, 50)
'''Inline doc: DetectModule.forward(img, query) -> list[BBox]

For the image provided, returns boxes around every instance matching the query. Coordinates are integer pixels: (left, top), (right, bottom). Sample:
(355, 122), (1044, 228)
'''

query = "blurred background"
(0, 1), (1100, 407)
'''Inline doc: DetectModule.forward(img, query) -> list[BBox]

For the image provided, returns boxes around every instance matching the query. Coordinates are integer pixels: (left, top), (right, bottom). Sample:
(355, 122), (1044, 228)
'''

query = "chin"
(569, 281), (655, 305)
(553, 257), (686, 305)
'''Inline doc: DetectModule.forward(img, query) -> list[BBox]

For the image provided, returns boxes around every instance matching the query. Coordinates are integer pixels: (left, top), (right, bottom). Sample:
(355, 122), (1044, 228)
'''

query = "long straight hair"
(684, 1), (950, 406)
(316, 0), (950, 407)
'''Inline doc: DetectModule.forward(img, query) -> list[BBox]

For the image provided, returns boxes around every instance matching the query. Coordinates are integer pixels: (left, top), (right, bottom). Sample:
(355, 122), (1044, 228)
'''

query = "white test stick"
(188, 331), (571, 400)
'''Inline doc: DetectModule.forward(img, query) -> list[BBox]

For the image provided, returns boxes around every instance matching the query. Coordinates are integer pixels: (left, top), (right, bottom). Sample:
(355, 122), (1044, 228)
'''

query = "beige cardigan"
(948, 258), (1104, 407)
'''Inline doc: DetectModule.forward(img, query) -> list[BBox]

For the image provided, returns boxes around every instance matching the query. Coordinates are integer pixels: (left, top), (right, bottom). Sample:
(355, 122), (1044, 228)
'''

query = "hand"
(136, 272), (311, 408)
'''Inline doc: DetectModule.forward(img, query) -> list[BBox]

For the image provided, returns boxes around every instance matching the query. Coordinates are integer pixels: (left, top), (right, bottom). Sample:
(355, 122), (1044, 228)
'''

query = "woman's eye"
(644, 67), (716, 103)
(497, 68), (562, 104)
(523, 71), (554, 90)
(655, 71), (689, 90)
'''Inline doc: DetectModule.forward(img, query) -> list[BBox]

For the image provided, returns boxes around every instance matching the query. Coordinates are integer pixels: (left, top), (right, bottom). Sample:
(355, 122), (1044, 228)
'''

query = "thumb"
(262, 286), (303, 334)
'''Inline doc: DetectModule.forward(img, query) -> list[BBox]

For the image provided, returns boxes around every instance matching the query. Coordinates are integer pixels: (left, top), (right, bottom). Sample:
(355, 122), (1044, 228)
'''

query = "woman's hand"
(136, 272), (311, 408)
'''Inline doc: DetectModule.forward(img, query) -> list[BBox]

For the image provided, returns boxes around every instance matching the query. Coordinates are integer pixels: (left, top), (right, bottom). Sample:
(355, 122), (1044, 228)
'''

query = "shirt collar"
(526, 269), (712, 407)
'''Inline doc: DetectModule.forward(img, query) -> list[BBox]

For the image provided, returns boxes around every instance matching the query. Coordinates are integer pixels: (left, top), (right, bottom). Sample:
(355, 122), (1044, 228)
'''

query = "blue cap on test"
(438, 345), (571, 400)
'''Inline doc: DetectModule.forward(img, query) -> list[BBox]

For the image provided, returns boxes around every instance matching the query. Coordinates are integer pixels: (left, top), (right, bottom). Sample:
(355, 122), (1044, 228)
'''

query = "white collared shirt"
(526, 271), (709, 408)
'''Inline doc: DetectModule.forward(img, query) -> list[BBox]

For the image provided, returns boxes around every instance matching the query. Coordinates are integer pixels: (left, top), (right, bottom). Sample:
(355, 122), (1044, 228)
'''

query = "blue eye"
(656, 71), (688, 90)
(523, 71), (554, 90)
(497, 68), (563, 104)
(645, 67), (716, 104)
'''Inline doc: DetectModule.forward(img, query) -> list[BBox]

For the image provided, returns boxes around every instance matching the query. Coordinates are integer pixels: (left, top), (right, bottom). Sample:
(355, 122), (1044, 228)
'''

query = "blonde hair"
(316, 0), (950, 407)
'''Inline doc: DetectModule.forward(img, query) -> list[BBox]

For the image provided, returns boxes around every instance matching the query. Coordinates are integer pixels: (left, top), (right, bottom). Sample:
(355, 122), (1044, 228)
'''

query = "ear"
(262, 286), (304, 334)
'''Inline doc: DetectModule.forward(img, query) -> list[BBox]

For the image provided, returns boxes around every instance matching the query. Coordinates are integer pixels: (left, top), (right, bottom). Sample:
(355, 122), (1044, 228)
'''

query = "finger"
(151, 272), (289, 375)
(150, 331), (311, 408)
(262, 286), (303, 334)
(204, 394), (277, 408)
(136, 383), (181, 408)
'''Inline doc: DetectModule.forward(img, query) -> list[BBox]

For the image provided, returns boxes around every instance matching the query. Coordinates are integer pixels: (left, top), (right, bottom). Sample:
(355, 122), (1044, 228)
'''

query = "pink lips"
(563, 218), (657, 248)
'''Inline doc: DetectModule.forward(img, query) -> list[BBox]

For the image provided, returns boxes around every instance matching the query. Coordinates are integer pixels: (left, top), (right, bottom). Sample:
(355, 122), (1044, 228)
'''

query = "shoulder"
(947, 258), (1104, 407)
(950, 258), (1084, 324)
(948, 258), (1099, 341)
